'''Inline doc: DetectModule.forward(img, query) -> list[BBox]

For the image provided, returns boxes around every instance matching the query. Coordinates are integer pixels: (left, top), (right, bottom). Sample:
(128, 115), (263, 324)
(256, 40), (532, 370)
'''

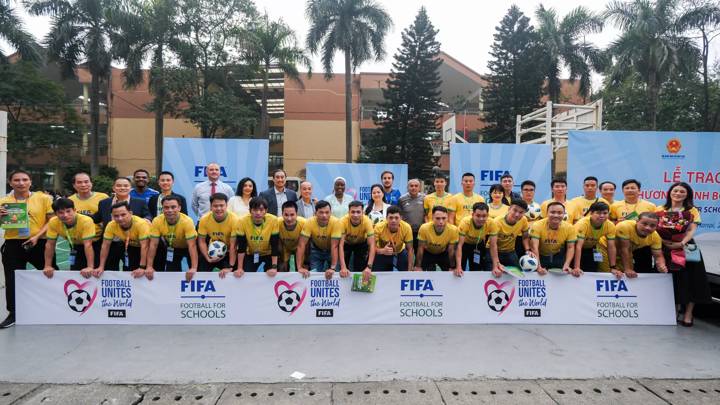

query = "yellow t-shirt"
(540, 199), (581, 224)
(458, 216), (499, 246)
(150, 213), (197, 249)
(417, 223), (459, 254)
(340, 215), (374, 245)
(300, 216), (342, 251)
(450, 193), (486, 223)
(570, 196), (610, 217)
(574, 217), (616, 250)
(46, 214), (96, 245)
(278, 216), (306, 254)
(103, 216), (150, 247)
(374, 220), (414, 253)
(493, 216), (530, 253)
(234, 213), (279, 256)
(423, 192), (453, 222)
(610, 199), (657, 222)
(529, 218), (578, 256)
(488, 203), (509, 219)
(600, 220), (662, 251)
(0, 192), (53, 239)
(198, 211), (239, 245)
(69, 192), (109, 237)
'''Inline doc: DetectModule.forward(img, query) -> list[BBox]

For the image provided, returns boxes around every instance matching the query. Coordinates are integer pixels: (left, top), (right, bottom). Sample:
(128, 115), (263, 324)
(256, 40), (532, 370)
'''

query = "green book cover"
(1, 202), (28, 229)
(351, 273), (377, 293)
(547, 268), (567, 275)
(504, 266), (526, 278)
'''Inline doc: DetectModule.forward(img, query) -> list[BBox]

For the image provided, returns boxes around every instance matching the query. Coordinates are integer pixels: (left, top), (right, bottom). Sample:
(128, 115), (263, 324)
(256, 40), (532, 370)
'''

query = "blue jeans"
(486, 251), (519, 271)
(372, 250), (409, 271)
(310, 246), (333, 271)
(540, 248), (566, 269)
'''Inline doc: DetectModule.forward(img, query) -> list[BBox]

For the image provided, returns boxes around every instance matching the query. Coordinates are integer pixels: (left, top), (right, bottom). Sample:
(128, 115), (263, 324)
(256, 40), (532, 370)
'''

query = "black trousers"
(421, 250), (451, 271)
(1, 239), (52, 314)
(242, 254), (273, 272)
(461, 243), (487, 271)
(579, 248), (599, 272)
(152, 244), (190, 272)
(343, 243), (369, 271)
(633, 246), (654, 273)
(104, 242), (141, 271)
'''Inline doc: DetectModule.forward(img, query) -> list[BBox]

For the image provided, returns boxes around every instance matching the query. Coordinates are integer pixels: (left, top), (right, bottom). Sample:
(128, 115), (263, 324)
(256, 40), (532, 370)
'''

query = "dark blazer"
(259, 187), (298, 216)
(94, 197), (151, 229)
(148, 193), (188, 218)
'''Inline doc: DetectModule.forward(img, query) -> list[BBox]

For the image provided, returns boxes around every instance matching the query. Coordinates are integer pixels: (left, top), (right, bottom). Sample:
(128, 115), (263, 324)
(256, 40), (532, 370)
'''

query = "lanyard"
(471, 221), (485, 250)
(164, 217), (177, 247)
(385, 226), (400, 252)
(251, 218), (265, 252)
(589, 221), (604, 245)
(62, 220), (76, 245)
(121, 217), (133, 251)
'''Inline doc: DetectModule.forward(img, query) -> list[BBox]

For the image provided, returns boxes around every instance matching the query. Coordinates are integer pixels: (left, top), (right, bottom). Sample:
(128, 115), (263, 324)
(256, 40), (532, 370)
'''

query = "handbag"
(684, 243), (701, 263)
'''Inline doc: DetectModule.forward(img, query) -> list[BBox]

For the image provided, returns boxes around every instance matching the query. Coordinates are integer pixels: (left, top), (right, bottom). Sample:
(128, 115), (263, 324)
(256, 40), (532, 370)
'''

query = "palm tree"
(27, 0), (119, 176)
(111, 0), (181, 175)
(242, 14), (311, 139)
(535, 4), (605, 102)
(0, 0), (42, 64)
(604, 0), (699, 130)
(305, 0), (392, 163)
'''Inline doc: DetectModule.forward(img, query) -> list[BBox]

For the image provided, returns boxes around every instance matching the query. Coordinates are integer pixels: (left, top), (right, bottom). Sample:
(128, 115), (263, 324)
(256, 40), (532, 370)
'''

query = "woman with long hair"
(655, 182), (711, 327)
(228, 177), (257, 217)
(488, 184), (509, 219)
(365, 184), (389, 224)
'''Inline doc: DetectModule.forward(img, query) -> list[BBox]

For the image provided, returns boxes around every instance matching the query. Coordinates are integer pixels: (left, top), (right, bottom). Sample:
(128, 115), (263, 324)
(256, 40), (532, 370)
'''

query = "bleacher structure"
(515, 99), (603, 151)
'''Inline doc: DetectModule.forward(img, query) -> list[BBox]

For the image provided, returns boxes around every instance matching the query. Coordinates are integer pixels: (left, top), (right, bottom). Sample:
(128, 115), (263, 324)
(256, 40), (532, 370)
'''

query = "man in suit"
(259, 169), (298, 216)
(148, 171), (188, 218)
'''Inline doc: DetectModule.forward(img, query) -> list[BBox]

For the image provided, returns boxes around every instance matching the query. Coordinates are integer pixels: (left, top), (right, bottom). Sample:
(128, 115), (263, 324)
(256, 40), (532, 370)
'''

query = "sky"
(9, 0), (720, 92)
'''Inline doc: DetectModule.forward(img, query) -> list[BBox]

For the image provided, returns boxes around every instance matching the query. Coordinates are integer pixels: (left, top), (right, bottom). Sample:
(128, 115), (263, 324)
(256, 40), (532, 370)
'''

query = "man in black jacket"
(259, 169), (298, 216)
(148, 171), (188, 218)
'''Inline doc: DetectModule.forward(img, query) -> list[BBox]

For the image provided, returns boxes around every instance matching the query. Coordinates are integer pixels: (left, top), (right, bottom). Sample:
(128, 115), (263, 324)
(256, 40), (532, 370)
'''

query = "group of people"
(0, 165), (711, 328)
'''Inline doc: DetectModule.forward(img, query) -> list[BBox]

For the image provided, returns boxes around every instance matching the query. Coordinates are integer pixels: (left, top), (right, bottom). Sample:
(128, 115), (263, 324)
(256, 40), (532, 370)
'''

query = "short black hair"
(249, 196), (269, 210)
(111, 201), (131, 211)
(210, 193), (228, 203)
(489, 184), (504, 195)
(315, 200), (331, 211)
(133, 169), (150, 176)
(583, 176), (599, 184)
(386, 205), (401, 215)
(72, 172), (91, 183)
(622, 179), (641, 189)
(510, 199), (528, 212)
(52, 198), (75, 212)
(462, 172), (475, 179)
(588, 201), (610, 213)
(551, 177), (567, 187)
(521, 180), (536, 190)
(472, 202), (489, 212)
(272, 168), (287, 177)
(381, 170), (394, 180)
(431, 205), (448, 214)
(434, 174), (447, 182)
(161, 195), (182, 206)
(113, 176), (131, 185)
(281, 201), (297, 212)
(158, 171), (175, 180)
(546, 201), (566, 212)
(349, 200), (364, 209)
(638, 212), (659, 221)
(500, 173), (513, 181)
(599, 181), (616, 190)
(8, 169), (31, 181)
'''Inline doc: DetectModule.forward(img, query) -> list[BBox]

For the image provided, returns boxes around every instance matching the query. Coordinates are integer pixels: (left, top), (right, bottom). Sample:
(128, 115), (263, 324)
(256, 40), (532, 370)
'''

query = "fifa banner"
(162, 138), (269, 221)
(306, 163), (408, 202)
(449, 143), (552, 200)
(568, 131), (720, 236)
(16, 271), (675, 325)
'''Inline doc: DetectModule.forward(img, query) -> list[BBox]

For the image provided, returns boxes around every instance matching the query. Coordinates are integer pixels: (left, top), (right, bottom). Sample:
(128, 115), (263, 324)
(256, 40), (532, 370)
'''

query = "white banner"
(15, 271), (675, 325)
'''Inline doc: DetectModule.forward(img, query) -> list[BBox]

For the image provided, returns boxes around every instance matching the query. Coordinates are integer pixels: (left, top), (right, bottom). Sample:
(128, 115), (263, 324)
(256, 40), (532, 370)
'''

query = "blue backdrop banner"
(163, 138), (269, 221)
(306, 163), (408, 202)
(449, 143), (552, 200)
(567, 130), (720, 236)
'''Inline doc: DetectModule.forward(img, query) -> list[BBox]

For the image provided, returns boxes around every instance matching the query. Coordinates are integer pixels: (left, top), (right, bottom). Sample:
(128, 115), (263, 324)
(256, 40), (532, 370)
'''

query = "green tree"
(111, 0), (182, 175)
(360, 7), (440, 180)
(305, 0), (392, 163)
(604, 0), (700, 130)
(0, 0), (42, 64)
(535, 4), (605, 102)
(482, 5), (545, 143)
(27, 0), (119, 177)
(242, 14), (311, 138)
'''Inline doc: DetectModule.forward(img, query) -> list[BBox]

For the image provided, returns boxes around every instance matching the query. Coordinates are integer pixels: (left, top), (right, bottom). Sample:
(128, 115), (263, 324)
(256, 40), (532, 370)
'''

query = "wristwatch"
(139, 265), (147, 269)
(269, 264), (277, 269)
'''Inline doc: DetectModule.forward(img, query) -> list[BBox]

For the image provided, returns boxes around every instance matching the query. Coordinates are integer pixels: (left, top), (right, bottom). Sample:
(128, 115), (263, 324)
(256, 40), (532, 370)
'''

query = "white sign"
(15, 271), (676, 325)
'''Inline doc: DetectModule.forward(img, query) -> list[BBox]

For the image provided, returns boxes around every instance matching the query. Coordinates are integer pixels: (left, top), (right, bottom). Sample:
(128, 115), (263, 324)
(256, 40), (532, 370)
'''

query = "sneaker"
(0, 314), (15, 329)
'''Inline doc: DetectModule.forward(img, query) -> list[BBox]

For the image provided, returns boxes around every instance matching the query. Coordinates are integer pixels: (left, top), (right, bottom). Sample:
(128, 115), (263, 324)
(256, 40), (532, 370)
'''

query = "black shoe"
(0, 314), (15, 329)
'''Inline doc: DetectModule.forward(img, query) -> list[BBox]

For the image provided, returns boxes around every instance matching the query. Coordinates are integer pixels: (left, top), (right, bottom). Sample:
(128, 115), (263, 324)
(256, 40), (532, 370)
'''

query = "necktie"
(211, 182), (216, 196)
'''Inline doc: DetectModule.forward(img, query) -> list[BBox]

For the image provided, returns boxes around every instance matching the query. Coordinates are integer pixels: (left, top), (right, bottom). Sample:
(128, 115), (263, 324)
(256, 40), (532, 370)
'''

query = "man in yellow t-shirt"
(530, 202), (577, 275)
(569, 176), (610, 217)
(43, 198), (96, 278)
(0, 169), (54, 328)
(296, 200), (342, 279)
(448, 172), (485, 225)
(610, 179), (657, 222)
(94, 201), (150, 278)
(415, 206), (459, 271)
(492, 199), (532, 272)
(146, 195), (198, 279)
(69, 172), (109, 266)
(573, 201), (616, 275)
(232, 197), (280, 276)
(540, 178), (581, 224)
(339, 201), (376, 277)
(277, 201), (306, 272)
(598, 213), (668, 278)
(423, 174), (453, 222)
(373, 205), (414, 272)
(455, 202), (499, 276)
(197, 193), (238, 274)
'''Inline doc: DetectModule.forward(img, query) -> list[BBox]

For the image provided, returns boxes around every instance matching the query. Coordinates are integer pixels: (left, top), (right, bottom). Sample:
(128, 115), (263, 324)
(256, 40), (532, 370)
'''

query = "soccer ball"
(208, 240), (227, 260)
(277, 290), (301, 313)
(487, 289), (510, 312)
(519, 255), (538, 272)
(526, 202), (542, 220)
(67, 289), (92, 313)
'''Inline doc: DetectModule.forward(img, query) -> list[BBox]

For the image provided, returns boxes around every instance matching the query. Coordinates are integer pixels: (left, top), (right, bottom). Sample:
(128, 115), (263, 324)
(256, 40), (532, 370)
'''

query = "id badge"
(392, 254), (398, 268)
(253, 253), (260, 264)
(593, 250), (603, 262)
(69, 249), (77, 266)
(473, 249), (482, 264)
(18, 227), (30, 238)
(166, 247), (174, 262)
(123, 252), (129, 269)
